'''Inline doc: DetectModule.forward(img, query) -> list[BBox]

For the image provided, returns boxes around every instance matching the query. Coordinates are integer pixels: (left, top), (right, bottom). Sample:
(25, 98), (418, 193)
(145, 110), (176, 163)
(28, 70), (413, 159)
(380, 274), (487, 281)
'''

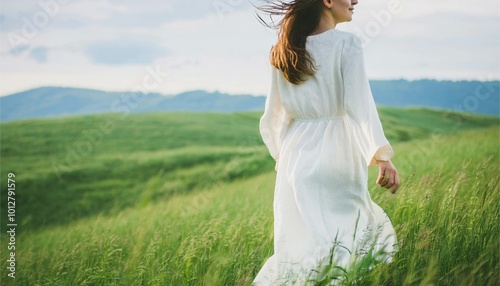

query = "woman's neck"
(310, 10), (338, 36)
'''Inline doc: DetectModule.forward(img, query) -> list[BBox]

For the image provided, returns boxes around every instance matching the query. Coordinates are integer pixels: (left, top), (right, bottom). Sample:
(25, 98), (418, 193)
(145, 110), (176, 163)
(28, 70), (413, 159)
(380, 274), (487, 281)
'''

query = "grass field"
(0, 107), (498, 285)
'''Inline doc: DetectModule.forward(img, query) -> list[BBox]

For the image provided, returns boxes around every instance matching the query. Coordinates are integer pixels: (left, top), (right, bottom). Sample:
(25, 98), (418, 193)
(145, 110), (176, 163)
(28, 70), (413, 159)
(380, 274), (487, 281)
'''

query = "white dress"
(254, 29), (397, 285)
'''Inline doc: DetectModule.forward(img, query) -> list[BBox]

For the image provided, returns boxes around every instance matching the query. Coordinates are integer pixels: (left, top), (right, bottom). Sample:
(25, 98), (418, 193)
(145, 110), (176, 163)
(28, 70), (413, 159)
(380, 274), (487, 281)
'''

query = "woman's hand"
(376, 160), (400, 194)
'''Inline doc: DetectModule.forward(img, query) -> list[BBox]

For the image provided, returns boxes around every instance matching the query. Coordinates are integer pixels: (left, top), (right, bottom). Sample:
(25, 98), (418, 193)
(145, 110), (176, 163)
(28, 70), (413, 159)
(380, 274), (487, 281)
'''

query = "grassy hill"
(0, 107), (498, 285)
(2, 81), (498, 122)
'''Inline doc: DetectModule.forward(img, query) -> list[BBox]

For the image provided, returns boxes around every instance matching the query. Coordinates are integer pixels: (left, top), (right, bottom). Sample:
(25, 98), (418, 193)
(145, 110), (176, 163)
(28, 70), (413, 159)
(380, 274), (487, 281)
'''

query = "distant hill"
(370, 79), (499, 116)
(0, 80), (498, 122)
(0, 87), (265, 122)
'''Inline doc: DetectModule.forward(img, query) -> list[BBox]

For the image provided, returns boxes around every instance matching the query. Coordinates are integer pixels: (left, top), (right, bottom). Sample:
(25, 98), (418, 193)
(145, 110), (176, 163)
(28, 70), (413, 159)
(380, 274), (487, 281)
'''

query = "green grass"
(0, 108), (497, 232)
(0, 108), (499, 285)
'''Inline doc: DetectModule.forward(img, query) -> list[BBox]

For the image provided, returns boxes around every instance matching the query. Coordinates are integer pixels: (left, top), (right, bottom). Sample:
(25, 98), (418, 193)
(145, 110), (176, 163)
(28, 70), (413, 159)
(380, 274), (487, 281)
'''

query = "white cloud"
(85, 39), (168, 65)
(28, 46), (48, 63)
(0, 0), (498, 97)
(341, 0), (500, 80)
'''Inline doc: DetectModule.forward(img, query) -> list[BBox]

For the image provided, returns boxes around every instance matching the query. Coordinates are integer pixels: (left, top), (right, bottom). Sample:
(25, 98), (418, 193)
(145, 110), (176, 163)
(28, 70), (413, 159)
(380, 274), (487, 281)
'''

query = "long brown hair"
(256, 0), (323, 84)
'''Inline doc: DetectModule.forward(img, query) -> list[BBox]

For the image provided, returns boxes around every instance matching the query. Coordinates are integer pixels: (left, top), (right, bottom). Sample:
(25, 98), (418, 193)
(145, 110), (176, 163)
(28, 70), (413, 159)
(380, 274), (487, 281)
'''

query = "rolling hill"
(0, 87), (264, 122)
(0, 108), (498, 285)
(0, 107), (497, 231)
(1, 80), (498, 122)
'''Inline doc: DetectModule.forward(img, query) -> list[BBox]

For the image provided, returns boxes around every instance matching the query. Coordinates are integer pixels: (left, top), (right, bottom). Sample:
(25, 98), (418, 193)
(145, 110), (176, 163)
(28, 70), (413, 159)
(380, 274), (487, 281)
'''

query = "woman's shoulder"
(307, 29), (362, 48)
(334, 30), (363, 48)
(338, 31), (364, 52)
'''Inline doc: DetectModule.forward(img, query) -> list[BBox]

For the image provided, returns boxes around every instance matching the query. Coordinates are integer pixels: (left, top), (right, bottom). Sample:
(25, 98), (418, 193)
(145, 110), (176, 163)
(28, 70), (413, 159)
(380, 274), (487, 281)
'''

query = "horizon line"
(1, 77), (500, 98)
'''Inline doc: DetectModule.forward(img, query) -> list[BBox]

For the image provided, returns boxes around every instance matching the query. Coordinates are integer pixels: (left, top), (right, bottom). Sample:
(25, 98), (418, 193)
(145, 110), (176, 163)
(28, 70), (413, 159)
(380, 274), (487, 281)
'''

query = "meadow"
(0, 107), (498, 285)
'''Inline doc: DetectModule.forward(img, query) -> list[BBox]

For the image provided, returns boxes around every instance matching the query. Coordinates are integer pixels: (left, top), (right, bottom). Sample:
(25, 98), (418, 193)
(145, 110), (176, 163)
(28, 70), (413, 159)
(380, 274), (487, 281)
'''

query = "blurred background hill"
(1, 80), (498, 122)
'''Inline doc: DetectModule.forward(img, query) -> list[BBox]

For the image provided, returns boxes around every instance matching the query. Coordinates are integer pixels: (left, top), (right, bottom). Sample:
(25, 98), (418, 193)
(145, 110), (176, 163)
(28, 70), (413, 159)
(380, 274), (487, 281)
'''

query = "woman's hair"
(256, 0), (323, 84)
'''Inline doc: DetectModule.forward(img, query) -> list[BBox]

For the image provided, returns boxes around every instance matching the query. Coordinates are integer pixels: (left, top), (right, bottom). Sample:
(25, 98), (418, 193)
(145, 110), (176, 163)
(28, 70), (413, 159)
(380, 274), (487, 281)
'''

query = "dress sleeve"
(259, 67), (293, 161)
(341, 34), (394, 167)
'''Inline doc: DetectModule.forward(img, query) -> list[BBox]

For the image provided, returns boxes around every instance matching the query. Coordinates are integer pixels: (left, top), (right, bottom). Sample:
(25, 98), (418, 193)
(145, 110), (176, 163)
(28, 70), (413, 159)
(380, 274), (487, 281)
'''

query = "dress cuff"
(368, 144), (394, 167)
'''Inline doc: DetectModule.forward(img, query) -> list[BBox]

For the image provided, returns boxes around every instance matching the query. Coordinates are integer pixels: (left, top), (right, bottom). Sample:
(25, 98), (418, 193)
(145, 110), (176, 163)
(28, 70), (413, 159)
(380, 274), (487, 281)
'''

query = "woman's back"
(254, 1), (400, 284)
(277, 28), (348, 119)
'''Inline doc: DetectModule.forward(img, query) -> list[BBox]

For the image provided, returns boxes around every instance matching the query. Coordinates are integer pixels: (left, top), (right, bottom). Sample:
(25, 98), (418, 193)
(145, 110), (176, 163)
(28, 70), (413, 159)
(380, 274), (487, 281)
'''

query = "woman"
(254, 0), (400, 284)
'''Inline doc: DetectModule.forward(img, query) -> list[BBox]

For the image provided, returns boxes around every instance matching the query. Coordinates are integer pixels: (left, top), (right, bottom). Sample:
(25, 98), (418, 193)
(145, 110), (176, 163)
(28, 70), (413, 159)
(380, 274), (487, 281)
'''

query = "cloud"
(5, 44), (48, 63)
(0, 0), (253, 32)
(85, 39), (168, 65)
(0, 0), (498, 97)
(8, 44), (30, 56)
(29, 46), (48, 63)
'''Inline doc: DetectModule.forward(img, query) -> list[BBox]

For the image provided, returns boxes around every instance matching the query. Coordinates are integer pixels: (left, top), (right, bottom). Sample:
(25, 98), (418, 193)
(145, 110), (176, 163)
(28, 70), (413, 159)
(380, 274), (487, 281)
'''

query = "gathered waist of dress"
(293, 115), (347, 122)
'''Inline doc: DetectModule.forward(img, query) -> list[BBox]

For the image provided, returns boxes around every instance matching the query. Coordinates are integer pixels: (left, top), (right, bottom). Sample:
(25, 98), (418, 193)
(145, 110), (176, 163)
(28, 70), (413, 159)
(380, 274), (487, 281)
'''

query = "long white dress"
(254, 29), (397, 285)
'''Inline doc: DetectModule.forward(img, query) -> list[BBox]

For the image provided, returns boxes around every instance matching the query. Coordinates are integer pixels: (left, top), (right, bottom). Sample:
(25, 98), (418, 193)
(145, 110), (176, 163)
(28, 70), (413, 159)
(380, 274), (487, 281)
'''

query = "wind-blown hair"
(256, 0), (323, 84)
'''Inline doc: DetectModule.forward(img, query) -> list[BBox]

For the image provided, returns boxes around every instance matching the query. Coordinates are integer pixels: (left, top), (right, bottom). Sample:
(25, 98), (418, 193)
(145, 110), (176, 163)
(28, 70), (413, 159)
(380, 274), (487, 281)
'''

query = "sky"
(0, 0), (499, 97)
